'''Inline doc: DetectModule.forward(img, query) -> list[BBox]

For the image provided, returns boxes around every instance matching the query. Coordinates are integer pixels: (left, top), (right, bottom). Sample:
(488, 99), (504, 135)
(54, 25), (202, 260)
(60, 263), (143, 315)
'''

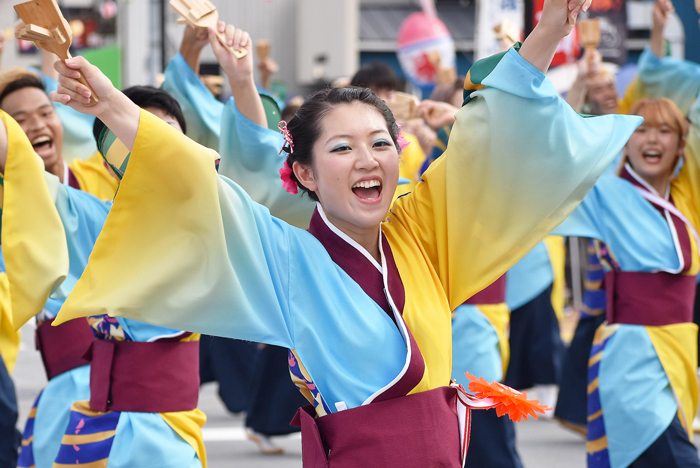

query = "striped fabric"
(53, 400), (119, 468)
(16, 392), (40, 468)
(587, 327), (617, 468)
(581, 240), (607, 319)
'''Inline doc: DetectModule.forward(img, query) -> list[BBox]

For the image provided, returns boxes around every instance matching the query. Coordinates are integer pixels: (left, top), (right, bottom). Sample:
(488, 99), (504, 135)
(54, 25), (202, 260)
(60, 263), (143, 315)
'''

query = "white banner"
(474, 0), (524, 61)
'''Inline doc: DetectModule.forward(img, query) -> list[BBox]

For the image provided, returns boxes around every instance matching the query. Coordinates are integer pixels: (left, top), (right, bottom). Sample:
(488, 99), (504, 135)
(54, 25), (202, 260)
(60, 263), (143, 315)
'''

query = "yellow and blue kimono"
(555, 159), (700, 468)
(1, 109), (207, 468)
(553, 156), (700, 467)
(54, 45), (639, 455)
(503, 237), (566, 391)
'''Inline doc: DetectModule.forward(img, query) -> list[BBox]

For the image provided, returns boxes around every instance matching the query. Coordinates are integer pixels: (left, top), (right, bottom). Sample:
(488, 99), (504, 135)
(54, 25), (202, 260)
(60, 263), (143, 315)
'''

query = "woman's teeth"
(643, 151), (661, 162)
(352, 180), (381, 189)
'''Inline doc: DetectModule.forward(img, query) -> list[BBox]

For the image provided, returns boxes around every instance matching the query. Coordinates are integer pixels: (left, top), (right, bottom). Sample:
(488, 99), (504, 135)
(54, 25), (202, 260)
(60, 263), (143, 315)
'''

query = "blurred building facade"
(0, 0), (696, 95)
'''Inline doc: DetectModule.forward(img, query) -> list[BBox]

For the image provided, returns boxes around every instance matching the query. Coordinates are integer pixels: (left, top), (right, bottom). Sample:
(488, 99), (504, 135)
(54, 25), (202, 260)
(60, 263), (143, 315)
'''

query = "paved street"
(11, 324), (700, 467)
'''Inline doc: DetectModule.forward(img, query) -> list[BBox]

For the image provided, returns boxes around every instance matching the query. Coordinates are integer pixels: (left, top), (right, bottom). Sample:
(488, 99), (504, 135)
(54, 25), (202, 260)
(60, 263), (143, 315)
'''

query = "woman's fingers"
(567, 0), (591, 22)
(232, 28), (243, 50)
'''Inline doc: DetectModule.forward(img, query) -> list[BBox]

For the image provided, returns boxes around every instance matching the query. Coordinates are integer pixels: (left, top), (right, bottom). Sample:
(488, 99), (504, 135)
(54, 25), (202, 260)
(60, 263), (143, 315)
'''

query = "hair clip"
(278, 120), (294, 155)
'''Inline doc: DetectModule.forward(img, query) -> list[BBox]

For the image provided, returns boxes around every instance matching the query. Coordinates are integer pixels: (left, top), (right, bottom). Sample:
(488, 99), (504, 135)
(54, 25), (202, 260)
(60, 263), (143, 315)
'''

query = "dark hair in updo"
(282, 86), (400, 201)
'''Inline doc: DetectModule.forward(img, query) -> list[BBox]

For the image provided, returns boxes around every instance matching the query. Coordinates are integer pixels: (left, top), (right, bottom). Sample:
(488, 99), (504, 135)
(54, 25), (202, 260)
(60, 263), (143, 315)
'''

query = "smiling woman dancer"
(49, 0), (639, 465)
(554, 97), (700, 468)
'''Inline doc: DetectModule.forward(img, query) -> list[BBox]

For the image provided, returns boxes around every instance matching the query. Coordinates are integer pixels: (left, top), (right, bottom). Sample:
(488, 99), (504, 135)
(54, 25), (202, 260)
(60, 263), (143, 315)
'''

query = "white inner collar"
(62, 160), (69, 185)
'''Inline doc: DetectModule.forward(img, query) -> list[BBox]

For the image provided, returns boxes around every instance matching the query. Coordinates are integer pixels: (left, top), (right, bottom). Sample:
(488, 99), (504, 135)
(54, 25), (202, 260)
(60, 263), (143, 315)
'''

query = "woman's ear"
(293, 160), (317, 192)
(678, 137), (687, 160)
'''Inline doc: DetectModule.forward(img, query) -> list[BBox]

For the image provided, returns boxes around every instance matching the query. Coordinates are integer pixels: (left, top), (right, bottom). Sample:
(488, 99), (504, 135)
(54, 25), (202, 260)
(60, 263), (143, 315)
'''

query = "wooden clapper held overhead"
(14, 0), (98, 106)
(170, 0), (247, 59)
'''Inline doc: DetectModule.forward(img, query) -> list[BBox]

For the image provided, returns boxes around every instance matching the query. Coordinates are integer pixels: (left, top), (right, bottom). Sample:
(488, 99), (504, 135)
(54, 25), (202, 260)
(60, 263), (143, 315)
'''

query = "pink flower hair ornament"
(396, 123), (411, 152)
(279, 162), (298, 195)
(278, 120), (299, 195)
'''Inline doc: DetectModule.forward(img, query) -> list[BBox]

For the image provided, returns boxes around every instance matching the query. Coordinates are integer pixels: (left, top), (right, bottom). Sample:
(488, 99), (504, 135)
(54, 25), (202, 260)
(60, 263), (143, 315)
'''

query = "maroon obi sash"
(36, 318), (94, 381)
(464, 275), (506, 305)
(605, 271), (697, 326)
(291, 386), (461, 468)
(87, 339), (200, 413)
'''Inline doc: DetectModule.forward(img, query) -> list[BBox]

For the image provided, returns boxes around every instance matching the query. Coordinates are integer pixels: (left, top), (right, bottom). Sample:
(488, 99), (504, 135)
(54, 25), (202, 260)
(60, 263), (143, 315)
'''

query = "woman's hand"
(50, 57), (140, 150)
(416, 100), (459, 130)
(210, 22), (254, 86)
(538, 0), (591, 37)
(650, 0), (674, 58)
(180, 25), (209, 75)
(209, 22), (266, 128)
(520, 0), (592, 74)
(50, 57), (117, 116)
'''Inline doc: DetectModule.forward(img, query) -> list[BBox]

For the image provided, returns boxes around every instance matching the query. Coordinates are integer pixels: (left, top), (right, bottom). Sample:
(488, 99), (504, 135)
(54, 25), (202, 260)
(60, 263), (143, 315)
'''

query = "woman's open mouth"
(352, 179), (383, 203)
(642, 150), (662, 165)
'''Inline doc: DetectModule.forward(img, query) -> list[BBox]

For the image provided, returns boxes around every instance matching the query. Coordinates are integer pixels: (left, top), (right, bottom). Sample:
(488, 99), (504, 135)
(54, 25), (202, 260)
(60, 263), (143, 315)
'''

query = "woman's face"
(624, 120), (683, 189)
(1, 87), (64, 168)
(294, 101), (400, 233)
(586, 73), (618, 115)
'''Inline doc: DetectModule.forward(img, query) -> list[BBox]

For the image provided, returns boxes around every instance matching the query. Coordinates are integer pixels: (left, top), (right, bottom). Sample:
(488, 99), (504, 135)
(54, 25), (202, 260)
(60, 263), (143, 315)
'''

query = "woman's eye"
(373, 139), (391, 147)
(331, 144), (351, 152)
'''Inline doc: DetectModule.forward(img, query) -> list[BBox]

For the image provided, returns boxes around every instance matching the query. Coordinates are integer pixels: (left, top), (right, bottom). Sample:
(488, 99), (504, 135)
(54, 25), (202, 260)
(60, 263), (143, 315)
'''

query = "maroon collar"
(620, 165), (693, 273)
(67, 167), (81, 190)
(308, 206), (424, 401)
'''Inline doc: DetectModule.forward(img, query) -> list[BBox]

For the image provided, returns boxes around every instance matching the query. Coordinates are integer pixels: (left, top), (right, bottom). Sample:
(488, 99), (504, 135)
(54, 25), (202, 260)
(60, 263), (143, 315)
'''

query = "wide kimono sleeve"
(637, 46), (700, 116)
(0, 110), (110, 330)
(161, 53), (223, 150)
(388, 47), (641, 310)
(54, 110), (297, 349)
(218, 98), (315, 229)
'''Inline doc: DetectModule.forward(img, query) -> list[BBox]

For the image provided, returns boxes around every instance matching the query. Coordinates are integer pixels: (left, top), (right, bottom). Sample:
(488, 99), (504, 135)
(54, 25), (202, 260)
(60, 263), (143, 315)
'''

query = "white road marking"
(202, 427), (301, 442)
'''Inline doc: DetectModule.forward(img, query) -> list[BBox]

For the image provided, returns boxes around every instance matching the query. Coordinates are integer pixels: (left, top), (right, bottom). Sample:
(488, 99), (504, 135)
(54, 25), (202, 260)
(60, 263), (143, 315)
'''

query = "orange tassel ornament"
(464, 372), (552, 422)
